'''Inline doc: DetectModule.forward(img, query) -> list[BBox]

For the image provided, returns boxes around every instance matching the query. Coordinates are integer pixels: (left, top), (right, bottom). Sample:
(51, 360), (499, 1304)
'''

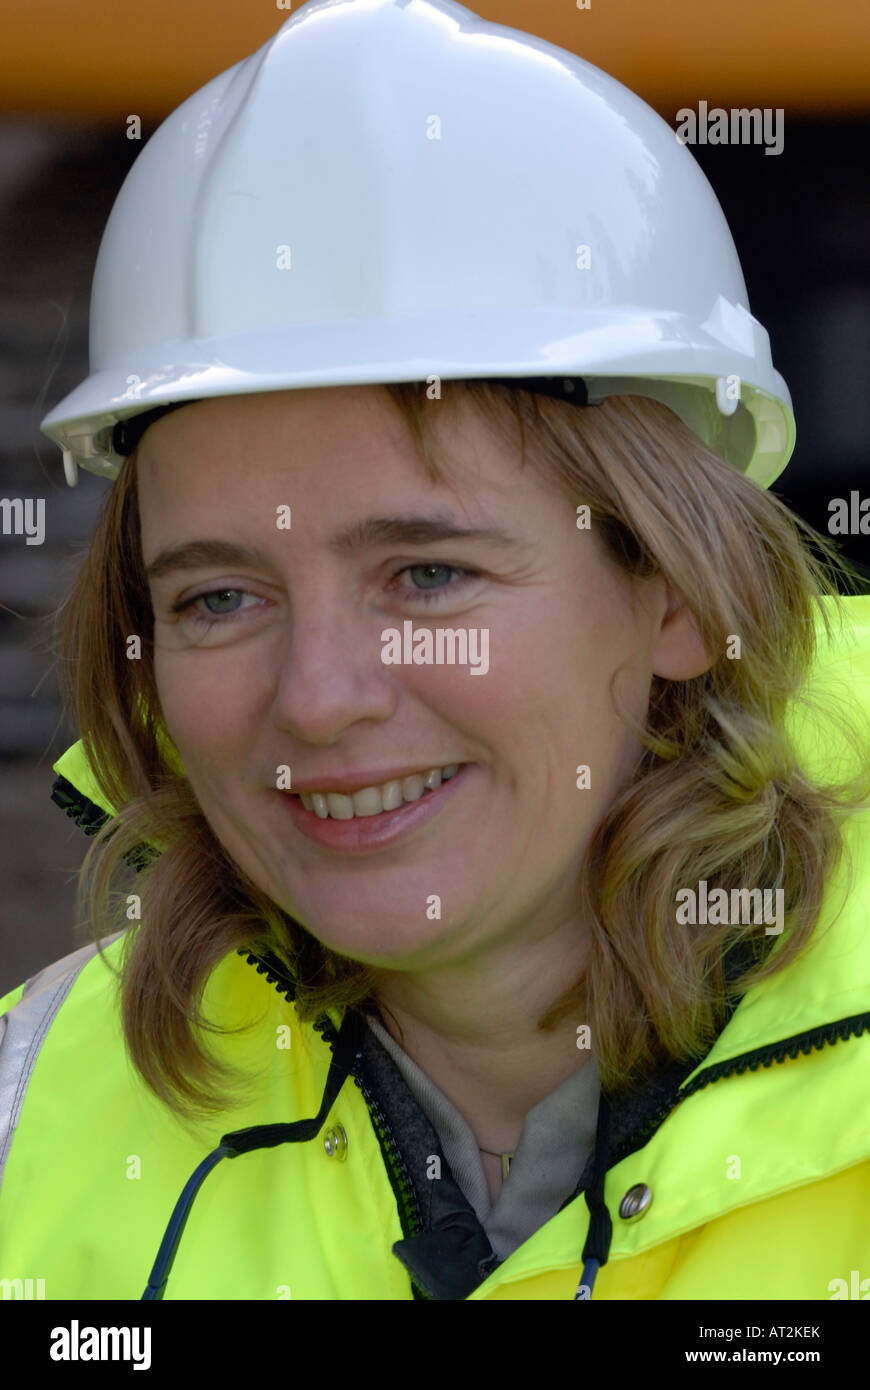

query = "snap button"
(323, 1124), (348, 1160)
(618, 1183), (652, 1220)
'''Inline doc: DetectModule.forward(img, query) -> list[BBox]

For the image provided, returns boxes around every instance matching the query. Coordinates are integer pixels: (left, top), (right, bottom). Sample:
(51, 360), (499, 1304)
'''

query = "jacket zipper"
(606, 1010), (870, 1169)
(683, 1011), (870, 1093)
(314, 1010), (425, 1245)
(239, 950), (424, 1249)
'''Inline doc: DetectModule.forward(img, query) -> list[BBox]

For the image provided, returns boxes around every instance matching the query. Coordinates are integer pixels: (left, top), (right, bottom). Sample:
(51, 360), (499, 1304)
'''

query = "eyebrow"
(144, 515), (522, 580)
(329, 514), (521, 554)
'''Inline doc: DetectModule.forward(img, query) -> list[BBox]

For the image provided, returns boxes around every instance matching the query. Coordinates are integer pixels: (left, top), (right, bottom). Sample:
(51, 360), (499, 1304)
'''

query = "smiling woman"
(54, 377), (870, 1073)
(3, 0), (870, 1307)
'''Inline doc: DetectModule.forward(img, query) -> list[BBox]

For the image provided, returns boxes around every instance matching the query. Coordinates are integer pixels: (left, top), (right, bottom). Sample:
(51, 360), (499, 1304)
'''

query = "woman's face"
(137, 387), (707, 969)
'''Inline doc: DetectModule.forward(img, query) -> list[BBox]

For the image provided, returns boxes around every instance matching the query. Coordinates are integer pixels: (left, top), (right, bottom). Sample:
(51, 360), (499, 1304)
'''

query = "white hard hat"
(40, 0), (795, 490)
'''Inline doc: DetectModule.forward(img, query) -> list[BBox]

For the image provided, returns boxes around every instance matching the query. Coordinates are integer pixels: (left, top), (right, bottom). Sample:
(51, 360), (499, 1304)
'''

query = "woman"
(2, 0), (869, 1302)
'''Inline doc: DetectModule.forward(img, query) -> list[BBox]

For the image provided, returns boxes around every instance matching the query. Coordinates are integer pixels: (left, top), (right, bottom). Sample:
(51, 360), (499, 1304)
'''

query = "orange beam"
(2, 0), (869, 121)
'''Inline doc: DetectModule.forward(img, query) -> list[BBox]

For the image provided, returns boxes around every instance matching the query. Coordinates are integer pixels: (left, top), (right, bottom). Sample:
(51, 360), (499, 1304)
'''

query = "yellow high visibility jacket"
(1, 595), (869, 1301)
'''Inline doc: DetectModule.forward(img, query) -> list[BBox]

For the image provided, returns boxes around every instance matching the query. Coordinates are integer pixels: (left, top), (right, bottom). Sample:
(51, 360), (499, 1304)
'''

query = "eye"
(393, 564), (475, 601)
(171, 588), (263, 623)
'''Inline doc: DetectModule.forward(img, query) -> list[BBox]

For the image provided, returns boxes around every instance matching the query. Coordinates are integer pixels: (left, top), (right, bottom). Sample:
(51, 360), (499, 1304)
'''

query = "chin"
(290, 904), (458, 966)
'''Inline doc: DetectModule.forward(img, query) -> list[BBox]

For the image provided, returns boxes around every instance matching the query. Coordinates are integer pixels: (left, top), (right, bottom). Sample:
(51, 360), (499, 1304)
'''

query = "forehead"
(134, 385), (535, 538)
(137, 386), (413, 476)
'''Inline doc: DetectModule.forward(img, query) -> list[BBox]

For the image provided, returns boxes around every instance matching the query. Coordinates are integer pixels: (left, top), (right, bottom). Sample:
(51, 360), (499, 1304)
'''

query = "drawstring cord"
(575, 1090), (613, 1299)
(141, 1008), (363, 1300)
(140, 1002), (612, 1301)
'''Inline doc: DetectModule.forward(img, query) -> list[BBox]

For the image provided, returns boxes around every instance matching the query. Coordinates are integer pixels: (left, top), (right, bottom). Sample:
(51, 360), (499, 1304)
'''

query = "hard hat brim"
(40, 305), (795, 488)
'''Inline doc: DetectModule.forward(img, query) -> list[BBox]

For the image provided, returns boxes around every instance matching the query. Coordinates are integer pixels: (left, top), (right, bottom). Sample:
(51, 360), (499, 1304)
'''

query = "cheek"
(465, 599), (618, 724)
(495, 596), (645, 778)
(154, 651), (260, 768)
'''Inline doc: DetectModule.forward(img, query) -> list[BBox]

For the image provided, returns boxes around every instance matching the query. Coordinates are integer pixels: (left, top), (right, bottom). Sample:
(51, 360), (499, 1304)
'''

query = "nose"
(270, 596), (397, 745)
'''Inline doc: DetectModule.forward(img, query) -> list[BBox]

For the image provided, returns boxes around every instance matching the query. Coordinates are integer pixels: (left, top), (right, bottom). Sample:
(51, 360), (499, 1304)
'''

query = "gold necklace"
(479, 1147), (514, 1179)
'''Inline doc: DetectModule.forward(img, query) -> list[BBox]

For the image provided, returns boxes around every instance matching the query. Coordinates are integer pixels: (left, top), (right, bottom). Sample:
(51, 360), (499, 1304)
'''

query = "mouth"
(293, 763), (461, 820)
(277, 762), (472, 854)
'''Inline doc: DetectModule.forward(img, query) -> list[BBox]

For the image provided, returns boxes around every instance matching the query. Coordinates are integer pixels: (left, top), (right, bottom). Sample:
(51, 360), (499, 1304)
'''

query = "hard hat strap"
(112, 403), (196, 457)
(473, 375), (595, 406)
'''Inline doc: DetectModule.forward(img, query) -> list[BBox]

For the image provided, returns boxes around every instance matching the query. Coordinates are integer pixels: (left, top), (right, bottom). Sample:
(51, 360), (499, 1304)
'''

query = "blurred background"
(1, 0), (869, 995)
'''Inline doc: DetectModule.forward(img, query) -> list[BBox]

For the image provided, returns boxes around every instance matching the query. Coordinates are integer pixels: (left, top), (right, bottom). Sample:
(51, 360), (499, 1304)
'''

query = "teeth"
(401, 774), (425, 802)
(298, 765), (461, 818)
(326, 792), (355, 820)
(351, 786), (383, 818)
(381, 780), (404, 811)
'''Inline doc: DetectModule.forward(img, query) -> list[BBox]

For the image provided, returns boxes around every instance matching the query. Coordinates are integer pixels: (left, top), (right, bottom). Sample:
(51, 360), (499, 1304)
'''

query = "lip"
(276, 763), (472, 854)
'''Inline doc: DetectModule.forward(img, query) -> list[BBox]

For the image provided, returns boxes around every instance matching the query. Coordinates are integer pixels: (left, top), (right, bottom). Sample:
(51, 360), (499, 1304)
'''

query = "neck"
(371, 932), (591, 1148)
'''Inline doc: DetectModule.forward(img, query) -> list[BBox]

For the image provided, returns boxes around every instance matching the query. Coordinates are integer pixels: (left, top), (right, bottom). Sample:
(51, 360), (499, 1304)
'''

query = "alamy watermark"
(827, 492), (869, 535)
(676, 880), (784, 934)
(0, 1275), (45, 1299)
(675, 103), (784, 156)
(50, 1320), (151, 1370)
(0, 497), (44, 545)
(381, 620), (489, 675)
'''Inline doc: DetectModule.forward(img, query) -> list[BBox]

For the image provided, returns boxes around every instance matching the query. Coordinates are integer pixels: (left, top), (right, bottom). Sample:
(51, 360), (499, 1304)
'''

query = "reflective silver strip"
(0, 934), (123, 1197)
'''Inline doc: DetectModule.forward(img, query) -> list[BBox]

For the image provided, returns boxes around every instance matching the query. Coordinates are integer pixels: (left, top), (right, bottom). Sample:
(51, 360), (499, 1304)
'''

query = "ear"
(651, 582), (715, 681)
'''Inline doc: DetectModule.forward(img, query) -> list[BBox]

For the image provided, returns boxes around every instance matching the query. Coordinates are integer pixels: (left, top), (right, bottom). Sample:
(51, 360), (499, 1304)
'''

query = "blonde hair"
(57, 383), (870, 1119)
